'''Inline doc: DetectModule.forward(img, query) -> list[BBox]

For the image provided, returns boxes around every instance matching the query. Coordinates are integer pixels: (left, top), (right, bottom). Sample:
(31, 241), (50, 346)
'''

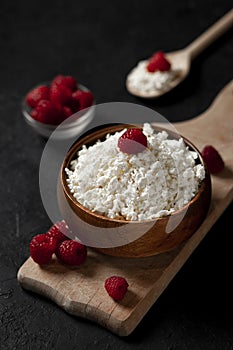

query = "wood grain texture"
(17, 80), (233, 336)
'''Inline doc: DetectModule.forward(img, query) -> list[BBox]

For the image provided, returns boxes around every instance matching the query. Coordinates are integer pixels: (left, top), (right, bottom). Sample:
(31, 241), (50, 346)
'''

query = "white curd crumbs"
(65, 123), (205, 221)
(127, 60), (178, 94)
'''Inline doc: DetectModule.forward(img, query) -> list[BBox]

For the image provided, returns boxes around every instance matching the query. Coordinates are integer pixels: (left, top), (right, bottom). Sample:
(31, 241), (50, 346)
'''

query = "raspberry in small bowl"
(22, 74), (95, 139)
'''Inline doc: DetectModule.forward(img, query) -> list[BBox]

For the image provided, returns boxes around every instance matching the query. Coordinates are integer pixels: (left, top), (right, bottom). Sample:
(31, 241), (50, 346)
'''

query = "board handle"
(175, 79), (233, 150)
(201, 79), (233, 123)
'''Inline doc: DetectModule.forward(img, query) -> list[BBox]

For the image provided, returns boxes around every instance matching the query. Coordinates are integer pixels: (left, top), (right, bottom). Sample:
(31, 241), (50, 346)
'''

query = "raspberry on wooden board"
(202, 145), (224, 174)
(46, 221), (71, 248)
(104, 276), (129, 301)
(56, 240), (87, 266)
(30, 234), (57, 265)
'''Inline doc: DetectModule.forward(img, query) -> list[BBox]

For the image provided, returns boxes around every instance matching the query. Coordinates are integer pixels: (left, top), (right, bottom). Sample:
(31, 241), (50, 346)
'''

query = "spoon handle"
(185, 8), (233, 60)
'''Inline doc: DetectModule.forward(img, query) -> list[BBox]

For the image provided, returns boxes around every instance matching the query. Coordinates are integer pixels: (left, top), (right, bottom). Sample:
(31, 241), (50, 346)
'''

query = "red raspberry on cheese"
(147, 51), (171, 73)
(118, 128), (147, 155)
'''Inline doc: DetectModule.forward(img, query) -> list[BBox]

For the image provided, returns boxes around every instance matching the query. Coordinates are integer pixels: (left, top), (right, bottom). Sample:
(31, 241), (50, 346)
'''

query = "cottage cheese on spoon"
(127, 51), (179, 95)
(127, 60), (178, 94)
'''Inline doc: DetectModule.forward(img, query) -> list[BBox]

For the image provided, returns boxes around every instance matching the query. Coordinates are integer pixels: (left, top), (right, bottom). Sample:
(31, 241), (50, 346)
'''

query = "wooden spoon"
(126, 8), (233, 98)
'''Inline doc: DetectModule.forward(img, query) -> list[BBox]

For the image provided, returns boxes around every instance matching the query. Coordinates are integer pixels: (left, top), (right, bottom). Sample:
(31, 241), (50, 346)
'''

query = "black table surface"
(1, 1), (233, 349)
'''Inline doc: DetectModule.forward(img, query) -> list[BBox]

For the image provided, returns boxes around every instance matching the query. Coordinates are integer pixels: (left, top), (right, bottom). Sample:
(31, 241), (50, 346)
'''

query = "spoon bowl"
(126, 49), (191, 99)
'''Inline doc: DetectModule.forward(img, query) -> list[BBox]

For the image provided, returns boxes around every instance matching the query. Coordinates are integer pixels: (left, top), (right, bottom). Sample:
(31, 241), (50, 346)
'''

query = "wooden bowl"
(59, 124), (211, 258)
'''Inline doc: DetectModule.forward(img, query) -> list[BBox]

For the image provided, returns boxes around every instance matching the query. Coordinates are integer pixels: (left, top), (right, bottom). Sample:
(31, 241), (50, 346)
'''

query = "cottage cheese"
(65, 123), (205, 221)
(127, 60), (178, 94)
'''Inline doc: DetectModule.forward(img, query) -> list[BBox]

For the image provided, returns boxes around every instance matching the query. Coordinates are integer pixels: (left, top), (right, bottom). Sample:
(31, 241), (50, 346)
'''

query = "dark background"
(0, 1), (233, 349)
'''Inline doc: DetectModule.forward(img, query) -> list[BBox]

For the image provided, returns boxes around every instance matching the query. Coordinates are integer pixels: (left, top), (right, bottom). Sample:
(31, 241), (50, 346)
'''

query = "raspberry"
(31, 99), (63, 125)
(51, 75), (77, 92)
(30, 234), (57, 265)
(147, 51), (171, 72)
(26, 75), (94, 125)
(50, 83), (72, 106)
(56, 240), (87, 266)
(118, 128), (147, 154)
(63, 106), (73, 118)
(201, 145), (224, 174)
(30, 108), (40, 120)
(104, 276), (129, 301)
(26, 85), (50, 108)
(46, 221), (71, 249)
(72, 90), (94, 110)
(69, 97), (80, 113)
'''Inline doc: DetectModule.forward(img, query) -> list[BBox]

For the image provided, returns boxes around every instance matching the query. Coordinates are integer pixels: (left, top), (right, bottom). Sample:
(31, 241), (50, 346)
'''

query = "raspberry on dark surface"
(104, 276), (129, 301)
(30, 234), (57, 265)
(147, 51), (171, 73)
(56, 240), (87, 266)
(118, 128), (147, 155)
(202, 145), (225, 174)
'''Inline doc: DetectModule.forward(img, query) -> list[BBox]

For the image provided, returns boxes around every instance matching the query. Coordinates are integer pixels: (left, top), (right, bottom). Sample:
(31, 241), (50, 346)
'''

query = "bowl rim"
(22, 82), (96, 130)
(61, 123), (210, 224)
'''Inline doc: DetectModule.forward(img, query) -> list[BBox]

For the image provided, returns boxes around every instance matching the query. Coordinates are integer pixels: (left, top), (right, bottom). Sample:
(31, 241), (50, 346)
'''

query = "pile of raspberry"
(29, 220), (129, 301)
(29, 220), (87, 266)
(26, 74), (94, 125)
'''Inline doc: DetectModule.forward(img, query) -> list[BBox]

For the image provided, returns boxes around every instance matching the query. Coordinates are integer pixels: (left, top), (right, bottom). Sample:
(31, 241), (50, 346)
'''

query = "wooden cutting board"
(17, 80), (233, 336)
